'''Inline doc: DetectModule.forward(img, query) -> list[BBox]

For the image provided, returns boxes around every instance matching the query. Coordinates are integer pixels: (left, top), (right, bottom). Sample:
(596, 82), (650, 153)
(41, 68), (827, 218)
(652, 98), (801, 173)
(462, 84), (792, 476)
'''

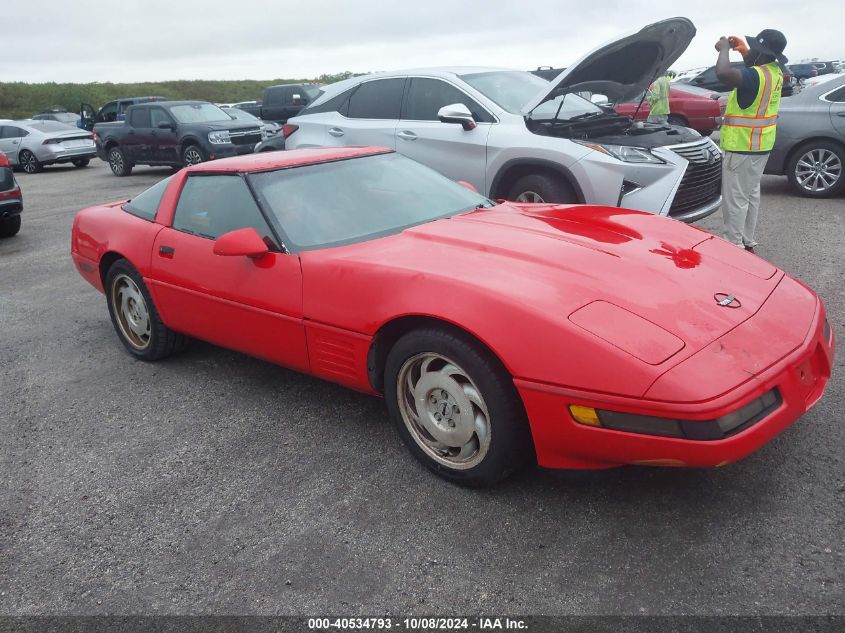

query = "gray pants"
(721, 151), (770, 248)
(647, 114), (668, 124)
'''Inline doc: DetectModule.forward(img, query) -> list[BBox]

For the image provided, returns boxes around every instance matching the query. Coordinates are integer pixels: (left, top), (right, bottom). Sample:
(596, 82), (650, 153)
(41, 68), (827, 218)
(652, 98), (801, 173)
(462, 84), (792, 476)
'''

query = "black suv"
(0, 153), (23, 237)
(94, 101), (262, 176)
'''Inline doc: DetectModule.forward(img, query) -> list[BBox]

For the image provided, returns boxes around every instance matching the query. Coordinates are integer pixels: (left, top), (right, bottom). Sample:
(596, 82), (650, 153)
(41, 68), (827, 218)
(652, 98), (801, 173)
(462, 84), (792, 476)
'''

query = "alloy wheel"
(111, 274), (151, 350)
(20, 151), (38, 174)
(396, 352), (491, 470)
(795, 148), (842, 193)
(109, 150), (124, 175)
(515, 190), (545, 203)
(184, 148), (204, 165)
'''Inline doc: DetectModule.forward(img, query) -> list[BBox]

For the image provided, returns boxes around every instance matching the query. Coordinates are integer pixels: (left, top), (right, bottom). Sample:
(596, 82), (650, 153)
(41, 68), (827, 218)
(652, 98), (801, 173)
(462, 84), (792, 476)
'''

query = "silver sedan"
(0, 120), (97, 173)
(764, 75), (845, 197)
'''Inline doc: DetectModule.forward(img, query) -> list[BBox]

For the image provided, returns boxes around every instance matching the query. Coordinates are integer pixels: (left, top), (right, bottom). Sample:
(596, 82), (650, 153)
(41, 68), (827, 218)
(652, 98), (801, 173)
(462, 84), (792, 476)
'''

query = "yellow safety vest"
(720, 62), (782, 152)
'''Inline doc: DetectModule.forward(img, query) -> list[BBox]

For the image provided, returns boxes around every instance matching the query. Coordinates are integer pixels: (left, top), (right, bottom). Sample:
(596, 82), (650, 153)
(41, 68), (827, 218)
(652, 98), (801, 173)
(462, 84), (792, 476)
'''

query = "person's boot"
(744, 245), (756, 254)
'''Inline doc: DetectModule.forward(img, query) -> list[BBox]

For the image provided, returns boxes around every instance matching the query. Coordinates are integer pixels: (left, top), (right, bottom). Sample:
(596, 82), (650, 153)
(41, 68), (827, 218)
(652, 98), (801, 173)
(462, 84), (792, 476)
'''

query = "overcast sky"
(2, 0), (842, 84)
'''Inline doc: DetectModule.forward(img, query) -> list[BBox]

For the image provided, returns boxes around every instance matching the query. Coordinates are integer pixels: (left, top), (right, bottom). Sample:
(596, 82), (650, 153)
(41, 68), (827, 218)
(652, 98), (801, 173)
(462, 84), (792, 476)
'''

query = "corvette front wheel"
(385, 328), (534, 487)
(105, 259), (188, 360)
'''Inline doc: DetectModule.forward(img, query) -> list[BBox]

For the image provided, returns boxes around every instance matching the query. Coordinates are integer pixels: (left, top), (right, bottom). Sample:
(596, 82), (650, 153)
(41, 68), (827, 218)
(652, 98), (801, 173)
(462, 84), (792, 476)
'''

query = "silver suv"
(286, 18), (722, 223)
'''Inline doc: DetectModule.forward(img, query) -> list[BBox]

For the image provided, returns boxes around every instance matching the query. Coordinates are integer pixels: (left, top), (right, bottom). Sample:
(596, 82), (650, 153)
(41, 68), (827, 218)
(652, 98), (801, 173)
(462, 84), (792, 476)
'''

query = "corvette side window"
(123, 176), (173, 222)
(173, 175), (277, 247)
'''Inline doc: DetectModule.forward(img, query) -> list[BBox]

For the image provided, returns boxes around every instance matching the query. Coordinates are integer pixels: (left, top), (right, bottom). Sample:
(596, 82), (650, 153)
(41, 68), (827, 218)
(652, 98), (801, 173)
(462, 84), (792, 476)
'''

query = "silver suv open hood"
(522, 18), (697, 113)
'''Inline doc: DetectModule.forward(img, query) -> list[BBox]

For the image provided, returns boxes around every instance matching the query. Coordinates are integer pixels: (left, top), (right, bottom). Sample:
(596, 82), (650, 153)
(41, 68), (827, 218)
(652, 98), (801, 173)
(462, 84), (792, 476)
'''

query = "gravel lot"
(1, 160), (843, 616)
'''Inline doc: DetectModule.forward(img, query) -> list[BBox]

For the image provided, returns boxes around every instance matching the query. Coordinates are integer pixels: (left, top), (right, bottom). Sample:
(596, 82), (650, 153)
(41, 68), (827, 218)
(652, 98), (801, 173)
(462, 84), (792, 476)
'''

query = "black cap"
(746, 29), (788, 64)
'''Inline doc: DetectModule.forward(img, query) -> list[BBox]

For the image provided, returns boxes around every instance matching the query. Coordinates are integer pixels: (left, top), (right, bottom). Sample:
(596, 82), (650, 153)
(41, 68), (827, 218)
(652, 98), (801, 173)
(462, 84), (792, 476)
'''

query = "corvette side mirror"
(437, 103), (477, 130)
(213, 227), (269, 259)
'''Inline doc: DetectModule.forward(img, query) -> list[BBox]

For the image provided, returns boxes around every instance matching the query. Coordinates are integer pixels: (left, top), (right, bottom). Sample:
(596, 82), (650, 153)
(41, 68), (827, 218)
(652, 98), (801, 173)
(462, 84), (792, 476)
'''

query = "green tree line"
(0, 72), (362, 120)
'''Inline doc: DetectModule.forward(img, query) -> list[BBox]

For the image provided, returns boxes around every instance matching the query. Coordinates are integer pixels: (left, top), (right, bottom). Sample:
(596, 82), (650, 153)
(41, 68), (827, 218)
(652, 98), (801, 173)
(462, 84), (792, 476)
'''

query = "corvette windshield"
(248, 153), (493, 251)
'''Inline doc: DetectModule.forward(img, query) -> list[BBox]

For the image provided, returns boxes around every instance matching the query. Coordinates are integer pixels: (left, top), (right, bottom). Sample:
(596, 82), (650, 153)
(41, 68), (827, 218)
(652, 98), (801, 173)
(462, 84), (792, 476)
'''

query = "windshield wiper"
(562, 111), (604, 123)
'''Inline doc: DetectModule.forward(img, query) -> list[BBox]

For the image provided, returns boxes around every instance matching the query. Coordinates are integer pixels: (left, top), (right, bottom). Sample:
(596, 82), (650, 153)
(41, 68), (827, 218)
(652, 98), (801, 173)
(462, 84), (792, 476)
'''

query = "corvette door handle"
(159, 245), (175, 258)
(328, 128), (345, 137)
(397, 131), (418, 141)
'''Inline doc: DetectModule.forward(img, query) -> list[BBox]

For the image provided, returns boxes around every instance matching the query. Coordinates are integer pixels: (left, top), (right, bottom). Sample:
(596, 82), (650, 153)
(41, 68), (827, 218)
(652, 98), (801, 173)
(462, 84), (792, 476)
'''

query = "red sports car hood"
(312, 203), (782, 364)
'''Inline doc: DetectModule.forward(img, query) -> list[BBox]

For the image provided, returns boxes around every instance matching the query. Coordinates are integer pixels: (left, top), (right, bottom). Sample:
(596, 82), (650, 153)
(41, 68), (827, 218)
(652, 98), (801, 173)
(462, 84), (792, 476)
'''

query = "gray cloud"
(2, 0), (841, 83)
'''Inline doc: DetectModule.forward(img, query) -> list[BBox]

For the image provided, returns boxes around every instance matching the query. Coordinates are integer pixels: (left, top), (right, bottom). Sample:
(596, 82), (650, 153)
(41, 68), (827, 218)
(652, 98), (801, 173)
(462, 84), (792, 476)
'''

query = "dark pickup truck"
(94, 101), (263, 176)
(236, 83), (323, 123)
(80, 96), (166, 131)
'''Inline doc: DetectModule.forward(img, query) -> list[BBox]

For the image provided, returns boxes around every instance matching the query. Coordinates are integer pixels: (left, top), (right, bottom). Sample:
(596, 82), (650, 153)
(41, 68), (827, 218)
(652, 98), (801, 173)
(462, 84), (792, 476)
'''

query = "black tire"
(72, 158), (90, 168)
(107, 147), (132, 177)
(667, 114), (688, 127)
(384, 327), (534, 487)
(182, 144), (207, 167)
(786, 140), (845, 198)
(105, 259), (188, 361)
(507, 173), (578, 204)
(0, 215), (21, 238)
(18, 150), (42, 174)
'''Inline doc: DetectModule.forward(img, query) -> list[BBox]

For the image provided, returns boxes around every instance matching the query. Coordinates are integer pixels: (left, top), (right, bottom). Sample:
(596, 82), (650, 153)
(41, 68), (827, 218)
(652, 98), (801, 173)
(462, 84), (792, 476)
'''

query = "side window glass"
(266, 88), (283, 106)
(123, 176), (173, 221)
(403, 78), (493, 123)
(1, 126), (26, 139)
(150, 108), (172, 127)
(301, 88), (354, 116)
(173, 175), (277, 245)
(129, 108), (151, 128)
(346, 78), (405, 119)
(99, 103), (118, 122)
(826, 87), (845, 103)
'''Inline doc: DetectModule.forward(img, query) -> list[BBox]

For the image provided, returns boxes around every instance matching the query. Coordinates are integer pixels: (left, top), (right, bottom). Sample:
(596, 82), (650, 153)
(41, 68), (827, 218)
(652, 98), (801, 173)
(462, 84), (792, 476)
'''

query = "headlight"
(575, 140), (665, 164)
(568, 389), (781, 440)
(208, 131), (231, 144)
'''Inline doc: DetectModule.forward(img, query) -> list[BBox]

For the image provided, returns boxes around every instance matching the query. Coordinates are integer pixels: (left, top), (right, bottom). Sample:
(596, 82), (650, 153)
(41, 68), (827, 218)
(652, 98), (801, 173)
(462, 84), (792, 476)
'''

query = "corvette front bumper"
(515, 298), (834, 470)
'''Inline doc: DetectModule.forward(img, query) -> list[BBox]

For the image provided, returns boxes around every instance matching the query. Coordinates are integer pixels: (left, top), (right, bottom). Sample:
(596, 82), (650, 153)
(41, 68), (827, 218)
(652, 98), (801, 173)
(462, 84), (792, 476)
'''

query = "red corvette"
(71, 147), (834, 486)
(614, 84), (724, 135)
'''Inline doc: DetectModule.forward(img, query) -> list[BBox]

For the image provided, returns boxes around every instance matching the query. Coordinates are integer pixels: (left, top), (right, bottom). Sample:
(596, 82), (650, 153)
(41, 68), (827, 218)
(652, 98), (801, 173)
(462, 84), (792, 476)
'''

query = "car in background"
(254, 131), (287, 153)
(0, 151), (23, 237)
(70, 146), (834, 486)
(236, 84), (323, 124)
(613, 84), (722, 135)
(220, 106), (280, 138)
(811, 62), (839, 76)
(80, 96), (166, 131)
(94, 101), (263, 176)
(789, 63), (819, 83)
(679, 61), (794, 96)
(32, 109), (82, 127)
(764, 75), (845, 197)
(287, 18), (722, 223)
(0, 120), (96, 173)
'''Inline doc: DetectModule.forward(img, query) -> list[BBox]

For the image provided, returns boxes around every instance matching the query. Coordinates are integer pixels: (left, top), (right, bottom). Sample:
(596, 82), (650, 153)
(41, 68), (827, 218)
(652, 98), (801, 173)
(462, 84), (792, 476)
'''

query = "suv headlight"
(208, 130), (231, 144)
(575, 140), (665, 164)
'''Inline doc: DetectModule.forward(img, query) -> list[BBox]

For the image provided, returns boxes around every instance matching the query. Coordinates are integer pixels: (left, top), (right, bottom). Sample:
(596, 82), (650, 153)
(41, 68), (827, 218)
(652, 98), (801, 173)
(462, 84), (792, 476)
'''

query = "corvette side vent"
(312, 334), (357, 379)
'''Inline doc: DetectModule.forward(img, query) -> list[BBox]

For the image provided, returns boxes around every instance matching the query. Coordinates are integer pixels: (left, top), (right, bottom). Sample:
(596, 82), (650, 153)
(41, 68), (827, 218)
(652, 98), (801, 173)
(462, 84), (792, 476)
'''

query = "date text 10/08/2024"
(307, 617), (528, 630)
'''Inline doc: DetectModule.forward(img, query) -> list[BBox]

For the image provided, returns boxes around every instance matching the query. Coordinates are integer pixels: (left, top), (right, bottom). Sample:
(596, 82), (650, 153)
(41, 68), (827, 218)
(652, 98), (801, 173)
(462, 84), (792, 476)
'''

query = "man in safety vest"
(715, 29), (788, 254)
(646, 71), (675, 124)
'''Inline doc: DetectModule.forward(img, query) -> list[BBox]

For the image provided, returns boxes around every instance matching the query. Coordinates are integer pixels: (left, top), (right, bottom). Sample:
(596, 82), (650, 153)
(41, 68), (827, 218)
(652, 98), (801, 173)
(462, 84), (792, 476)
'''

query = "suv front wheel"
(508, 173), (577, 204)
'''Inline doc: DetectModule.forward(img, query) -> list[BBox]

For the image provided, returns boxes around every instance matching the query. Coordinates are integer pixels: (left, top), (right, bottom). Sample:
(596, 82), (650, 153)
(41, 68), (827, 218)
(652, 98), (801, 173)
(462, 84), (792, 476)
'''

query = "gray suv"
(285, 18), (722, 223)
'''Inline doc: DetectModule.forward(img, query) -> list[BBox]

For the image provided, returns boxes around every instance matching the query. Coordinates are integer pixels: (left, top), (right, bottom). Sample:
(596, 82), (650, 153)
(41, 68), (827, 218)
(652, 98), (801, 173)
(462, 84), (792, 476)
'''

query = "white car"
(0, 120), (96, 173)
(285, 18), (722, 223)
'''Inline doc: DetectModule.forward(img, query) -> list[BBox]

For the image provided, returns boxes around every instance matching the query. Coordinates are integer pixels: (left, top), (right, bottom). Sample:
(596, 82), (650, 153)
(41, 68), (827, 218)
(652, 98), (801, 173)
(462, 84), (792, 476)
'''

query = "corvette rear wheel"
(105, 259), (187, 360)
(385, 328), (533, 486)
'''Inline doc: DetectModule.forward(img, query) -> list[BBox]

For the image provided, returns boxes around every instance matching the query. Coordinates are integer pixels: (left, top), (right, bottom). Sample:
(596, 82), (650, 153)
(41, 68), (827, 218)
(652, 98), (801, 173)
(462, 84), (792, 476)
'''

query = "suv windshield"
(223, 108), (259, 122)
(528, 92), (604, 121)
(169, 104), (231, 124)
(248, 152), (493, 251)
(460, 70), (550, 113)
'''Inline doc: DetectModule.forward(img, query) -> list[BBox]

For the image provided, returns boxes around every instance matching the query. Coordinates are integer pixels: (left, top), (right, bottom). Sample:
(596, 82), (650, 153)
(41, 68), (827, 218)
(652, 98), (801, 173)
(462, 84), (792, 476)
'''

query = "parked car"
(80, 96), (166, 131)
(235, 84), (323, 123)
(220, 106), (280, 138)
(788, 63), (819, 82)
(287, 18), (722, 223)
(0, 152), (23, 237)
(811, 62), (839, 76)
(764, 75), (845, 197)
(32, 109), (82, 127)
(0, 120), (96, 173)
(70, 146), (834, 486)
(613, 84), (722, 135)
(254, 132), (287, 153)
(94, 101), (263, 176)
(680, 61), (794, 96)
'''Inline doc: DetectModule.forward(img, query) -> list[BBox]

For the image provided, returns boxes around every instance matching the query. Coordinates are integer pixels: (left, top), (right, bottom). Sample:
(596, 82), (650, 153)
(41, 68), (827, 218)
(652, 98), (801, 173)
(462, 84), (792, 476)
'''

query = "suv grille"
(229, 128), (262, 146)
(667, 140), (722, 218)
